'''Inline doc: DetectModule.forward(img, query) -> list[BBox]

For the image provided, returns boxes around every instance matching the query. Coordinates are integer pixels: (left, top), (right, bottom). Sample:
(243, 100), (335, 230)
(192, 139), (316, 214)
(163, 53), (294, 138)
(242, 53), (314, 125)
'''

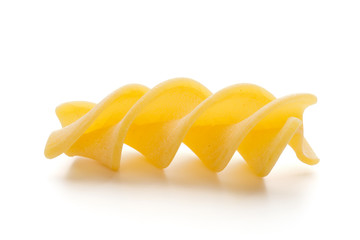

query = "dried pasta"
(44, 78), (319, 177)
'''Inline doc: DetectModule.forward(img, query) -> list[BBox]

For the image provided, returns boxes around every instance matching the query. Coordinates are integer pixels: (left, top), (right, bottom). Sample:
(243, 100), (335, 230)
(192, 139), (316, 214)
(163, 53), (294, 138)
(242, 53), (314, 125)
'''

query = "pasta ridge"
(44, 78), (318, 177)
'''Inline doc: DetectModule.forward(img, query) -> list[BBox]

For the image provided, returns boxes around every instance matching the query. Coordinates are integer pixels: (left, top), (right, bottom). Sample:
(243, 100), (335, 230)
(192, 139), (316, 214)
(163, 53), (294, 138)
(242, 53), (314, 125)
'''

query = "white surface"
(1, 1), (359, 239)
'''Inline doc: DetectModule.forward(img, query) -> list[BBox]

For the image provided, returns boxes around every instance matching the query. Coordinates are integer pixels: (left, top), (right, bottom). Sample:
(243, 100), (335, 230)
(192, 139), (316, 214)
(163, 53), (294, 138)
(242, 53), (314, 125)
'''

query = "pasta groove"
(44, 78), (319, 177)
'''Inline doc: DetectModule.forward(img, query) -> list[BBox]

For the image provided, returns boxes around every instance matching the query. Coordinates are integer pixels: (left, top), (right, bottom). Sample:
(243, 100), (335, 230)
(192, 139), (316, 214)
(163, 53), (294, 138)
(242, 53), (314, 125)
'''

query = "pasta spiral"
(44, 78), (319, 177)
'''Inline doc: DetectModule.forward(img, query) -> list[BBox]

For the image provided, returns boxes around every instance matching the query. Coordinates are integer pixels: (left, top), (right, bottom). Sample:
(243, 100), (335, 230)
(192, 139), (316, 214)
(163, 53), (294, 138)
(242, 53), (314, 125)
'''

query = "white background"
(1, 1), (359, 239)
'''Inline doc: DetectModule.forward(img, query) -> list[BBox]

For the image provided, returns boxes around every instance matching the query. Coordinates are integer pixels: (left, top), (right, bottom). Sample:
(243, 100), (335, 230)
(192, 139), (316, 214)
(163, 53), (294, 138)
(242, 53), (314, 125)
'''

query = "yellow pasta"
(44, 78), (319, 177)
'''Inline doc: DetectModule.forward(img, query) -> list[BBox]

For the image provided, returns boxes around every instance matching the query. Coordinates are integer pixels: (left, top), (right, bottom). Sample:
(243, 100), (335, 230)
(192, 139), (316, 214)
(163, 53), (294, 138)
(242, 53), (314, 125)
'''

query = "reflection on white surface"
(63, 145), (317, 204)
(59, 146), (320, 238)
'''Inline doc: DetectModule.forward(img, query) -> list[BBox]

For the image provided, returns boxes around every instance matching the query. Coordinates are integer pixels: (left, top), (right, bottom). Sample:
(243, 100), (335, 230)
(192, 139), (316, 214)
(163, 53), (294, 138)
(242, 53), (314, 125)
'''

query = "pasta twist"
(44, 78), (319, 177)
